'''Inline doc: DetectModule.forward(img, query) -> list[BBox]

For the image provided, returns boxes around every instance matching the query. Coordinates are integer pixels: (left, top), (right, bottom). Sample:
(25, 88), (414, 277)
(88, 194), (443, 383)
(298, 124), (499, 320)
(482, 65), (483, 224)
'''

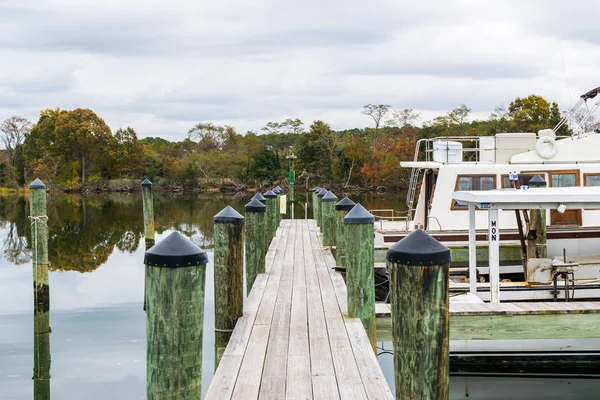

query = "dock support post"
(312, 187), (320, 224)
(213, 206), (244, 369)
(244, 198), (266, 295)
(264, 190), (278, 246)
(317, 188), (327, 230)
(489, 208), (500, 303)
(344, 204), (376, 350)
(387, 229), (451, 400)
(141, 179), (155, 247)
(468, 203), (477, 294)
(527, 174), (548, 265)
(321, 191), (338, 246)
(145, 232), (207, 399)
(335, 197), (356, 266)
(30, 178), (50, 400)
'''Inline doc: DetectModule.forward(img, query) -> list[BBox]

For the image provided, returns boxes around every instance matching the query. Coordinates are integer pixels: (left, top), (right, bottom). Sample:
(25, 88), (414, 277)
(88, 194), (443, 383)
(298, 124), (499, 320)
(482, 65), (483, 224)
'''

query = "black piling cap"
(317, 188), (327, 198)
(528, 174), (547, 188)
(264, 190), (277, 198)
(343, 203), (375, 224)
(322, 191), (338, 202)
(253, 192), (267, 204)
(245, 198), (267, 213)
(335, 196), (356, 211)
(386, 229), (451, 266)
(312, 186), (320, 192)
(214, 205), (245, 224)
(145, 231), (208, 268)
(276, 185), (283, 192)
(29, 178), (46, 189)
(141, 179), (152, 186)
(273, 187), (282, 194)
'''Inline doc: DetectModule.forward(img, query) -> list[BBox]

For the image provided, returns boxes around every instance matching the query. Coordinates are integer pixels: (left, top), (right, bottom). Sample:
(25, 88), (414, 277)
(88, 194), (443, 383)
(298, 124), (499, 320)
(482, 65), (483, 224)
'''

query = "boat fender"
(535, 136), (557, 159)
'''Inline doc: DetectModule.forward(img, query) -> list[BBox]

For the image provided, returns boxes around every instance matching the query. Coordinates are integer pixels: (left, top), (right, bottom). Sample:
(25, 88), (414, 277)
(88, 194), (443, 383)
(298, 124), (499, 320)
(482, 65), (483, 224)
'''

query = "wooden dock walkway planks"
(206, 219), (393, 400)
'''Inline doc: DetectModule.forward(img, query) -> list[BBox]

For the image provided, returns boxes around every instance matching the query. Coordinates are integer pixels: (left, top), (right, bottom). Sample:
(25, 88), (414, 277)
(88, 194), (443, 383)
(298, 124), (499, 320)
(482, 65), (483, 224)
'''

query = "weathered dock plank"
(206, 219), (392, 399)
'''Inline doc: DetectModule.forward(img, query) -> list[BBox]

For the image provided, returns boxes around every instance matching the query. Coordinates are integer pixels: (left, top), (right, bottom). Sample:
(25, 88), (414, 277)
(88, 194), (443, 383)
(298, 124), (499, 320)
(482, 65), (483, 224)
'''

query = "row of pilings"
(27, 177), (451, 400)
(312, 185), (451, 400)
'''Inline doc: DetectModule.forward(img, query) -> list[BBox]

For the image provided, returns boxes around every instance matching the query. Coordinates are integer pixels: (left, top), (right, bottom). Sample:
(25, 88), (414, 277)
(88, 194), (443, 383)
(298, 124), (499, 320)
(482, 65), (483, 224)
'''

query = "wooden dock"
(206, 219), (392, 399)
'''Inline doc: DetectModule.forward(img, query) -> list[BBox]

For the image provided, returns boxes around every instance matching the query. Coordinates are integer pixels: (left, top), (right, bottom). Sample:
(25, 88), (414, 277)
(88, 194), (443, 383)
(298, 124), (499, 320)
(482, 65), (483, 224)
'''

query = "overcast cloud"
(1, 0), (599, 140)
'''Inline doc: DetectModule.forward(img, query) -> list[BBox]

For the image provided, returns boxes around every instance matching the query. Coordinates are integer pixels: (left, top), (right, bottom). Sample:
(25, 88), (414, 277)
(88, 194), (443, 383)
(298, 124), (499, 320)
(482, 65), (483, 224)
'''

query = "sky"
(1, 0), (599, 141)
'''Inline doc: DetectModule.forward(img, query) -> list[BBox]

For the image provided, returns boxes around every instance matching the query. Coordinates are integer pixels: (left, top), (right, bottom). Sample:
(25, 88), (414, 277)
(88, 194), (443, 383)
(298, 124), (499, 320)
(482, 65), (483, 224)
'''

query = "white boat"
(374, 87), (600, 301)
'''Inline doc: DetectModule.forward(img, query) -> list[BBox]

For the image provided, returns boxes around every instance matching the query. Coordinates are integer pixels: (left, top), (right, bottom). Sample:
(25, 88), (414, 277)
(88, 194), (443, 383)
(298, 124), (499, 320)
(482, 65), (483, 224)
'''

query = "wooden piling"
(30, 178), (50, 400)
(343, 203), (376, 349)
(321, 190), (338, 246)
(527, 174), (548, 263)
(387, 229), (451, 400)
(244, 198), (266, 295)
(141, 179), (155, 244)
(316, 188), (327, 229)
(213, 206), (244, 369)
(335, 197), (356, 267)
(264, 190), (278, 245)
(145, 232), (208, 399)
(312, 186), (320, 223)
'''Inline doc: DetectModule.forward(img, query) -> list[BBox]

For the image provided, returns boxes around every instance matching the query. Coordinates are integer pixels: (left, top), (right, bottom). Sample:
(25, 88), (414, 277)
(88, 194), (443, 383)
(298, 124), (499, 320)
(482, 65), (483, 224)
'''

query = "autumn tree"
(507, 95), (565, 134)
(1, 116), (31, 166)
(385, 108), (421, 128)
(53, 109), (113, 184)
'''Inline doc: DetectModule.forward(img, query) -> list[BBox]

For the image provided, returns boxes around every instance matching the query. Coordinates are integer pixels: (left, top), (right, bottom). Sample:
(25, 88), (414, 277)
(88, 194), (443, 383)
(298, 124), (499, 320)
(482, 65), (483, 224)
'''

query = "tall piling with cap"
(344, 203), (376, 350)
(321, 190), (338, 246)
(335, 197), (356, 267)
(30, 178), (50, 400)
(317, 188), (327, 229)
(245, 198), (266, 294)
(275, 186), (283, 223)
(387, 229), (451, 400)
(264, 190), (278, 246)
(312, 187), (320, 222)
(145, 232), (208, 399)
(213, 206), (244, 369)
(141, 179), (155, 249)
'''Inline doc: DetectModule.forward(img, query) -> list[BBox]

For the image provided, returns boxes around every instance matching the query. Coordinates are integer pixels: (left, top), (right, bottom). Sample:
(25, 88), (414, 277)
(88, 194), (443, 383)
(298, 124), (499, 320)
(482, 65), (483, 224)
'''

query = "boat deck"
(205, 219), (392, 400)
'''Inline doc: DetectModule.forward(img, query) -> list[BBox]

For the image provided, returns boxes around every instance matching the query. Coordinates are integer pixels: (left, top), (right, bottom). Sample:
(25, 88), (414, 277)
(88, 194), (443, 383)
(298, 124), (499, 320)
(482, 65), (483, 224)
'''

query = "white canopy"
(452, 187), (600, 303)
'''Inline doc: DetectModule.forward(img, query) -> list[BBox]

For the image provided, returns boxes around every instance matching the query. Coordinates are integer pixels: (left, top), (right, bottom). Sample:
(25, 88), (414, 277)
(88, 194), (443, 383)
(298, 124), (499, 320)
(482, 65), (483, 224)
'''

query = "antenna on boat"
(553, 86), (600, 136)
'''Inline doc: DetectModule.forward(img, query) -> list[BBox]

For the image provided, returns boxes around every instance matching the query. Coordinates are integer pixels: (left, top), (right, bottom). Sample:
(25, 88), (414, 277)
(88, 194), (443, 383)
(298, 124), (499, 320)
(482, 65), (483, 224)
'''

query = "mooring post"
(29, 178), (50, 400)
(264, 190), (278, 245)
(335, 197), (356, 267)
(312, 187), (320, 223)
(145, 231), (207, 399)
(253, 192), (267, 205)
(387, 229), (451, 400)
(244, 198), (266, 295)
(213, 206), (244, 369)
(527, 174), (548, 263)
(344, 203), (376, 349)
(317, 188), (327, 229)
(141, 179), (155, 248)
(275, 186), (283, 223)
(321, 190), (338, 247)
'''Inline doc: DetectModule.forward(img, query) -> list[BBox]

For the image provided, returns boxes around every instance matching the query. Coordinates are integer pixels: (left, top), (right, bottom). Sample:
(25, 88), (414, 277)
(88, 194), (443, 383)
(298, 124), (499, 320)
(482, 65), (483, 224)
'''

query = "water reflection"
(33, 274), (50, 400)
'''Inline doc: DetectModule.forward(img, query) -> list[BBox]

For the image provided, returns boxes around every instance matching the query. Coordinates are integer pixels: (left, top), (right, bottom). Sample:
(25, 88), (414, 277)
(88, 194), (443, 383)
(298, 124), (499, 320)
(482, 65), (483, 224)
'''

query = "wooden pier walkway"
(206, 219), (392, 399)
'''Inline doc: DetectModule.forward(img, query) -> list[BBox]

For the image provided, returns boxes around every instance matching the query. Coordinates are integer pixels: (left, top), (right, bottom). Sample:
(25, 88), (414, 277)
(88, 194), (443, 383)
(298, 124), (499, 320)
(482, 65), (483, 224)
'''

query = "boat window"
(551, 173), (577, 187)
(453, 174), (496, 209)
(585, 174), (600, 187)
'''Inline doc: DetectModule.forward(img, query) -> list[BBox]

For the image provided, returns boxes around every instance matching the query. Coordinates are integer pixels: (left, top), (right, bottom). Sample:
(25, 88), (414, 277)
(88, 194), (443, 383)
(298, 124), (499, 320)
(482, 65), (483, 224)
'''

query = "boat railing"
(369, 209), (408, 230)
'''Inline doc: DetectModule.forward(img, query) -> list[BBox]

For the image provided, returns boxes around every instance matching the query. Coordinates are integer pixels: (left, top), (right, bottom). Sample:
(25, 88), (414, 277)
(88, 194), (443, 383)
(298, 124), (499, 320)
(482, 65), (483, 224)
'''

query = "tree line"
(0, 94), (581, 192)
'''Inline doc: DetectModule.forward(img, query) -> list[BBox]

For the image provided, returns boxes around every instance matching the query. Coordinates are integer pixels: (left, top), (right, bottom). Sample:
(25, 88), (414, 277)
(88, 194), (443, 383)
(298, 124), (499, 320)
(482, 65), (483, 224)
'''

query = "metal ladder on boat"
(404, 140), (425, 230)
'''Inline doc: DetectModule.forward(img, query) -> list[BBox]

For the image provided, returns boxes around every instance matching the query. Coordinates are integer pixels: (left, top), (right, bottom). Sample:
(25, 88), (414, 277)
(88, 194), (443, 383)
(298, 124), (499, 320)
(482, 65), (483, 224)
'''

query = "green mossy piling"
(30, 178), (50, 400)
(213, 206), (244, 369)
(321, 191), (338, 246)
(335, 197), (356, 267)
(387, 229), (451, 400)
(264, 190), (278, 246)
(344, 203), (376, 350)
(145, 232), (208, 399)
(245, 198), (266, 295)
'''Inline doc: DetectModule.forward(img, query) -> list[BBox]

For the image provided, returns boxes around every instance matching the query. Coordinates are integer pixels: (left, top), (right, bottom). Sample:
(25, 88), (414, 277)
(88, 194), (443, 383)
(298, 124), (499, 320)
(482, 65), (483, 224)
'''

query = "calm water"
(0, 191), (598, 399)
